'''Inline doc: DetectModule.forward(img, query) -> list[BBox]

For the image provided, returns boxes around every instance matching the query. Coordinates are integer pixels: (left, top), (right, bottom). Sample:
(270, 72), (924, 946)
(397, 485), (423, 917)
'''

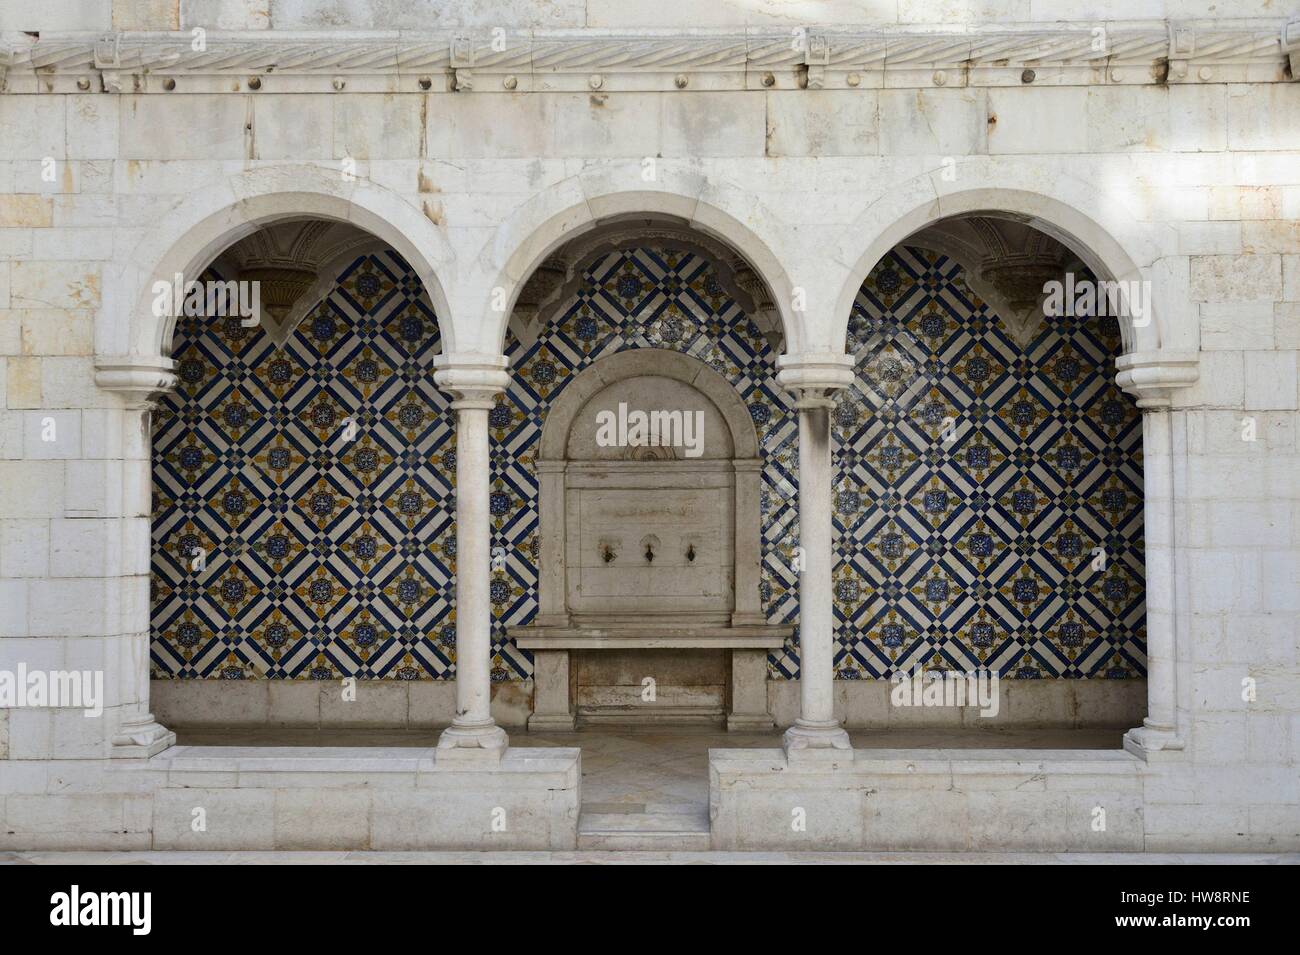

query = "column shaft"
(784, 396), (851, 755)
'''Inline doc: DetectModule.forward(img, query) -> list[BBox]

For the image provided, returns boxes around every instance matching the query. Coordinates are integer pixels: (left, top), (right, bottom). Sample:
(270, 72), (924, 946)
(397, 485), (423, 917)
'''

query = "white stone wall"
(1, 6), (1297, 849)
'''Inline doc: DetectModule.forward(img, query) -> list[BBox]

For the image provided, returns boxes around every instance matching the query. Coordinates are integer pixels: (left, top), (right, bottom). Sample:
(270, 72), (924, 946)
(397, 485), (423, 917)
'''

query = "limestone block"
(1259, 551), (1300, 614)
(264, 680), (322, 725)
(662, 93), (766, 158)
(31, 229), (115, 263)
(0, 269), (10, 313)
(0, 411), (18, 460)
(0, 579), (29, 637)
(0, 461), (65, 518)
(548, 94), (664, 159)
(987, 88), (1087, 155)
(862, 790), (969, 850)
(1277, 304), (1300, 350)
(78, 409), (125, 459)
(152, 788), (275, 849)
(1085, 87), (1169, 153)
(49, 518), (118, 577)
(27, 578), (109, 638)
(9, 262), (101, 311)
(0, 99), (66, 160)
(1167, 85), (1227, 153)
(1178, 350), (1243, 408)
(1279, 255), (1300, 300)
(0, 197), (53, 229)
(118, 96), (247, 161)
(63, 459), (125, 519)
(1243, 351), (1298, 411)
(1243, 221), (1300, 256)
(5, 356), (43, 408)
(1199, 302), (1273, 350)
(369, 789), (566, 850)
(319, 679), (409, 727)
(0, 520), (51, 578)
(42, 357), (111, 409)
(1177, 222), (1242, 256)
(78, 161), (114, 195)
(766, 91), (879, 158)
(18, 310), (92, 358)
(253, 96), (335, 160)
(1190, 254), (1281, 303)
(1228, 85), (1300, 151)
(2, 793), (150, 850)
(878, 89), (985, 157)
(1207, 500), (1293, 548)
(1144, 803), (1249, 848)
(181, 0), (270, 30)
(21, 410), (82, 459)
(1246, 714), (1292, 763)
(334, 95), (424, 161)
(113, 0), (179, 29)
(1187, 551), (1261, 614)
(273, 790), (372, 849)
(428, 95), (543, 160)
(1209, 185), (1281, 221)
(66, 96), (120, 161)
(1192, 713), (1250, 763)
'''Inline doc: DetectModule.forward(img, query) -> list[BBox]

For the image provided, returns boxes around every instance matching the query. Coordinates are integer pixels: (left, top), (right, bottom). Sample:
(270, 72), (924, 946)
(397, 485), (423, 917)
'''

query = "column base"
(783, 719), (853, 762)
(726, 713), (776, 732)
(437, 719), (509, 762)
(1123, 720), (1185, 760)
(528, 713), (577, 732)
(111, 713), (176, 759)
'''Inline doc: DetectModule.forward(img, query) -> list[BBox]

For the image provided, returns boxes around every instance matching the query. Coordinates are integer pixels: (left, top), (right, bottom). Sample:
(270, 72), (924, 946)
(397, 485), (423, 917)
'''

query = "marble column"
(1115, 351), (1198, 757)
(434, 356), (512, 758)
(1123, 401), (1183, 754)
(777, 354), (856, 758)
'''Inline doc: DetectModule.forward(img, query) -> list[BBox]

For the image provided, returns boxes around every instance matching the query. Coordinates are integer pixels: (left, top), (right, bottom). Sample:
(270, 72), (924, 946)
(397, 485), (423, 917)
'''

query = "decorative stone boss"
(511, 349), (788, 730)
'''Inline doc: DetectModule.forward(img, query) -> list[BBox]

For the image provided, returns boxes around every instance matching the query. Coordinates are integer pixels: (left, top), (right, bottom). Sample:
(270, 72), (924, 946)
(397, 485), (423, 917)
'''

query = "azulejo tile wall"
(151, 244), (1144, 681)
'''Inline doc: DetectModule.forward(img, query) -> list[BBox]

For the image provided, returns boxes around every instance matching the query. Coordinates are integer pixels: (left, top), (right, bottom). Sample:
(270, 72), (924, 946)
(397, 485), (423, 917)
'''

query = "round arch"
(538, 348), (760, 462)
(105, 164), (458, 363)
(475, 170), (806, 357)
(829, 184), (1166, 356)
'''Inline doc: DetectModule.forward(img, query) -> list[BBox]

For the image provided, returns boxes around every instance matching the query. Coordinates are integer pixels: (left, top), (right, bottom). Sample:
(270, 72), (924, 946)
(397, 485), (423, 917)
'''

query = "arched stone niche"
(511, 349), (788, 731)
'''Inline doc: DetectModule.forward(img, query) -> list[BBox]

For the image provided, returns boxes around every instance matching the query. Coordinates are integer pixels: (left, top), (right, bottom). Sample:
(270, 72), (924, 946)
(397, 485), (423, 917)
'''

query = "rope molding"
(0, 22), (1296, 93)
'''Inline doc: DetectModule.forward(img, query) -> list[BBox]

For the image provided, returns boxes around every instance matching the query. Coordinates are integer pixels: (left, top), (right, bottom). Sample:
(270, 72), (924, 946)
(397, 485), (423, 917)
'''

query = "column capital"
(433, 352), (511, 408)
(94, 355), (177, 410)
(776, 351), (856, 405)
(1114, 350), (1199, 410)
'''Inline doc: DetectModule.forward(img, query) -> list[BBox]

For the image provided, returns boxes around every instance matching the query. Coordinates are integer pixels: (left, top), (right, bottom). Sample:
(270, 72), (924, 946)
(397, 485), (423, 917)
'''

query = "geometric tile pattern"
(834, 248), (1145, 679)
(150, 244), (1144, 681)
(151, 253), (456, 680)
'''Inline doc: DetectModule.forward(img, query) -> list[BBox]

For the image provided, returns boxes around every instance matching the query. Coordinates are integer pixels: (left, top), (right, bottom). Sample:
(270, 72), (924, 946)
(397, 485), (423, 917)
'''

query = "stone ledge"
(1, 23), (1293, 94)
(708, 746), (1144, 851)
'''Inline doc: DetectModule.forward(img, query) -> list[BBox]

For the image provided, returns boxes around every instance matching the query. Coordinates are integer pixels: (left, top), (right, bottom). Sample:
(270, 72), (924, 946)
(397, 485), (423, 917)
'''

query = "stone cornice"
(1, 22), (1294, 94)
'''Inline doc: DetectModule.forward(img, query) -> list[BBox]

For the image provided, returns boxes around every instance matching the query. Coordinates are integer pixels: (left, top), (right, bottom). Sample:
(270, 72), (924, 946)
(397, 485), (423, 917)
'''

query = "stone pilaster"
(93, 356), (179, 758)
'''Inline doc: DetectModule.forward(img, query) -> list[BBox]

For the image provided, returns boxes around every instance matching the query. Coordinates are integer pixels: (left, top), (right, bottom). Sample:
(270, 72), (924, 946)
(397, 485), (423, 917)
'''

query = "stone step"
(577, 806), (712, 851)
